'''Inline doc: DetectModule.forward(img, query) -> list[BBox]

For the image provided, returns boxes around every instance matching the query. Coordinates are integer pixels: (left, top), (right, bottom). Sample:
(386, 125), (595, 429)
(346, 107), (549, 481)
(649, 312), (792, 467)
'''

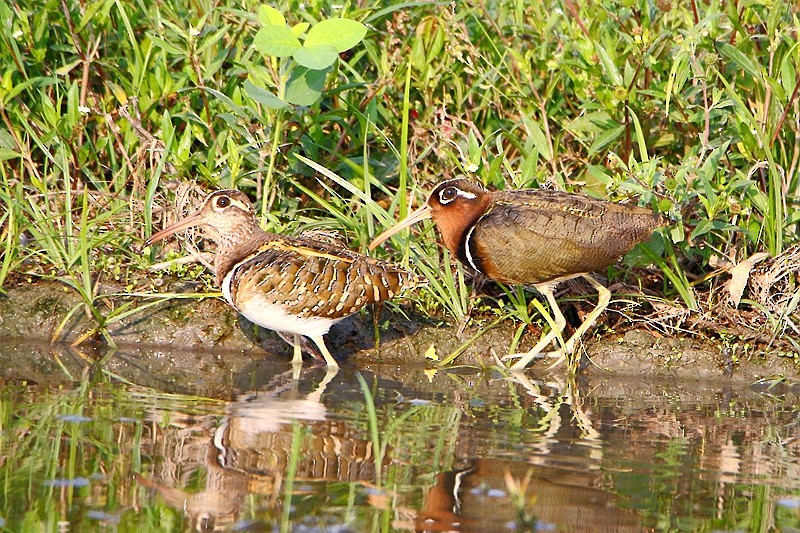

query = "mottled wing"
(230, 239), (426, 320)
(468, 189), (665, 285)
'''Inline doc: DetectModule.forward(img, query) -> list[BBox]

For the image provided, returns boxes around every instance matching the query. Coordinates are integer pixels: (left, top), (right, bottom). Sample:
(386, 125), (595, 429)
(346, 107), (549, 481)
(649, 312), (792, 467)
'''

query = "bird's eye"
(215, 196), (230, 208)
(439, 186), (458, 204)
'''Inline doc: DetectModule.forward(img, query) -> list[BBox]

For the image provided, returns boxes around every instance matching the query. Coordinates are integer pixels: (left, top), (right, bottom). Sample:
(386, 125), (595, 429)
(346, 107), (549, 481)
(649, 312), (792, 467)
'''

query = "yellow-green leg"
(290, 334), (304, 366)
(506, 281), (566, 370)
(309, 335), (339, 368)
(506, 274), (610, 371)
(290, 334), (304, 379)
(562, 275), (610, 355)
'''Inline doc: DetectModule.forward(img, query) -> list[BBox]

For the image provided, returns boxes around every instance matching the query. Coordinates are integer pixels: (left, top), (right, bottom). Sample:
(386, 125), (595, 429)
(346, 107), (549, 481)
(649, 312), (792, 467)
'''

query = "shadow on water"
(0, 341), (799, 531)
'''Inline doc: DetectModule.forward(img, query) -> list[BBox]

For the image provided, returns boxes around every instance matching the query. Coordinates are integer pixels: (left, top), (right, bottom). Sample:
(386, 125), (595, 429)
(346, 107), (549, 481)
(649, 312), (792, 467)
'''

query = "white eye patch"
(439, 187), (477, 205)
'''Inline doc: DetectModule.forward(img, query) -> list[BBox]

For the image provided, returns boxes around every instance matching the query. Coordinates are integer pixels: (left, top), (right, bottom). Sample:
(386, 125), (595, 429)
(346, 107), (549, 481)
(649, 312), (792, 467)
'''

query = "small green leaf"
(0, 149), (22, 161)
(254, 26), (301, 57)
(291, 22), (310, 37)
(293, 44), (338, 70)
(244, 80), (289, 109)
(148, 33), (186, 56)
(66, 82), (80, 129)
(594, 41), (623, 86)
(258, 5), (285, 27)
(304, 18), (367, 53)
(285, 66), (328, 106)
(588, 123), (625, 154)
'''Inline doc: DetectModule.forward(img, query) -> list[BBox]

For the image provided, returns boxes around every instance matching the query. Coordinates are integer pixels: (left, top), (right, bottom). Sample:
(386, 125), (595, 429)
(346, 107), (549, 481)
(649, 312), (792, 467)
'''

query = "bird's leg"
(276, 332), (302, 377)
(290, 334), (304, 366)
(309, 335), (340, 368)
(276, 333), (303, 380)
(505, 281), (567, 370)
(561, 274), (610, 355)
(545, 274), (611, 371)
(276, 331), (305, 371)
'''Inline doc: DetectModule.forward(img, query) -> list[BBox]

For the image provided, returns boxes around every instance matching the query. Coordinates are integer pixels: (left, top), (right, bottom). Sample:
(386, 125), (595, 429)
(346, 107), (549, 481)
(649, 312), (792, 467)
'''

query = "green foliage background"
(0, 0), (798, 345)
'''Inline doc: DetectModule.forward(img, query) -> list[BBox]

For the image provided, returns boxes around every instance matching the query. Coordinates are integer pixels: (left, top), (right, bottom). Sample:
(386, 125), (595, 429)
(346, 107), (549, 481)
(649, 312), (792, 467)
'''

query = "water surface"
(0, 342), (798, 532)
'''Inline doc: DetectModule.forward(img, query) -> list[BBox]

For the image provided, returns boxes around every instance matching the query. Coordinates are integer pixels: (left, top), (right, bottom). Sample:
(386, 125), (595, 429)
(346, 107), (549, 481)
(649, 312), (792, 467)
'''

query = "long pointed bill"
(368, 204), (433, 250)
(145, 213), (202, 246)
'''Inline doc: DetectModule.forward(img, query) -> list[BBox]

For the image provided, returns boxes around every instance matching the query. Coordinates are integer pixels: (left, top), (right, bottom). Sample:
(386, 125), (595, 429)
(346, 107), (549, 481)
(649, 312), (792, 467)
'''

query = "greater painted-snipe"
(369, 178), (666, 370)
(147, 190), (427, 368)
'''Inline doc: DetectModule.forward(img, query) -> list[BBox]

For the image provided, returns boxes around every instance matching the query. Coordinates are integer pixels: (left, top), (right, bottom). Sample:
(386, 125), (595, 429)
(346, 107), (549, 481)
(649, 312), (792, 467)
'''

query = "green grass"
(0, 0), (798, 354)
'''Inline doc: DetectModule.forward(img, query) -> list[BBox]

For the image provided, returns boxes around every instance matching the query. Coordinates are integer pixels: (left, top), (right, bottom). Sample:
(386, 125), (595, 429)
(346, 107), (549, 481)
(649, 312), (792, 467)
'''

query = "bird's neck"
(435, 194), (493, 258)
(213, 224), (272, 285)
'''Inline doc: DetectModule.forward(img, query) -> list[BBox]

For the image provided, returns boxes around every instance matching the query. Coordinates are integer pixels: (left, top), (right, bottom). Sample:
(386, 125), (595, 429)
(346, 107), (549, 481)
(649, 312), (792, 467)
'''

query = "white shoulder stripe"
(222, 267), (237, 310)
(463, 224), (481, 272)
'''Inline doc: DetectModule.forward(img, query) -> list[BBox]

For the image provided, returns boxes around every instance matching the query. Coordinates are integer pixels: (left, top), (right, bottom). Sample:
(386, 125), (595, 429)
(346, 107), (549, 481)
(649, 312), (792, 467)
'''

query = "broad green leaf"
(5, 77), (51, 103)
(627, 107), (648, 162)
(717, 42), (762, 81)
(519, 151), (538, 184)
(244, 80), (289, 109)
(197, 25), (230, 54)
(665, 50), (688, 115)
(690, 219), (734, 240)
(780, 49), (797, 101)
(285, 66), (328, 106)
(522, 114), (553, 161)
(586, 164), (613, 186)
(258, 5), (285, 27)
(565, 111), (613, 134)
(293, 44), (338, 70)
(76, 0), (109, 33)
(56, 59), (82, 76)
(67, 82), (79, 129)
(254, 26), (301, 57)
(304, 18), (367, 53)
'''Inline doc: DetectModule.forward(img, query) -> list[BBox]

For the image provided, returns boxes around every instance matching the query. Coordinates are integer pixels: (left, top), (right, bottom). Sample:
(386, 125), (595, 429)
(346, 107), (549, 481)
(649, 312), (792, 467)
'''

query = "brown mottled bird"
(146, 190), (427, 368)
(370, 178), (667, 370)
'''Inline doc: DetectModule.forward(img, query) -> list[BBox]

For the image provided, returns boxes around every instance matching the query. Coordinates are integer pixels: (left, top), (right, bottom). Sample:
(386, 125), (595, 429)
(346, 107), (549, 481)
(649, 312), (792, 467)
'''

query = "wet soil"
(0, 280), (796, 384)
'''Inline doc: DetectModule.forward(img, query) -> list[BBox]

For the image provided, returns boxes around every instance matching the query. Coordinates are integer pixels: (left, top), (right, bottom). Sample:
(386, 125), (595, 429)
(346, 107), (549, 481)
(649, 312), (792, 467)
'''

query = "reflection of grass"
(0, 379), (141, 528)
(1, 368), (800, 531)
(280, 422), (305, 533)
(0, 375), (235, 530)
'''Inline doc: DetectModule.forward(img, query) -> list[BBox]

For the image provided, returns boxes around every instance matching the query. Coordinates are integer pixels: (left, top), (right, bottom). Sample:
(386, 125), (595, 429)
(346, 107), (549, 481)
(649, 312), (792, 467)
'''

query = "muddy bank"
(0, 280), (795, 382)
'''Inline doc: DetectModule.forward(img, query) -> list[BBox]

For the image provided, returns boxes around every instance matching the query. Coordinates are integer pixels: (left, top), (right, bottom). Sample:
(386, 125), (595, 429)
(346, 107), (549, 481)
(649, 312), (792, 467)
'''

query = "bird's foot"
(498, 348), (568, 372)
(500, 349), (561, 362)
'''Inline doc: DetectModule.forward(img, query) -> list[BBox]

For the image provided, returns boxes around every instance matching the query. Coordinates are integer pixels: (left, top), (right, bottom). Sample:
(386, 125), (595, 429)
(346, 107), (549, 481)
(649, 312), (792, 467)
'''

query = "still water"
(0, 342), (799, 532)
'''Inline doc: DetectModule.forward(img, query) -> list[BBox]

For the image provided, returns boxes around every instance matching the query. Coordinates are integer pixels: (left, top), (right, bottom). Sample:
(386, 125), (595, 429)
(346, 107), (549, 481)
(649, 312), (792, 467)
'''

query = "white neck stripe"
(463, 224), (480, 272)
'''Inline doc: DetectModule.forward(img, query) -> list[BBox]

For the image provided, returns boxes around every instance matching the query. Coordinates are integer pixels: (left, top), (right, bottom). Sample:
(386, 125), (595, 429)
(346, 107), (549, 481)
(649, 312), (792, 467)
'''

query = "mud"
(0, 281), (795, 384)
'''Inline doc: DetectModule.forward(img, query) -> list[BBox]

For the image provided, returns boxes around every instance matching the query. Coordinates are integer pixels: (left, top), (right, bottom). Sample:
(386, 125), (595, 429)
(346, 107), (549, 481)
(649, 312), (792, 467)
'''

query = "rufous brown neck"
(425, 179), (493, 259)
